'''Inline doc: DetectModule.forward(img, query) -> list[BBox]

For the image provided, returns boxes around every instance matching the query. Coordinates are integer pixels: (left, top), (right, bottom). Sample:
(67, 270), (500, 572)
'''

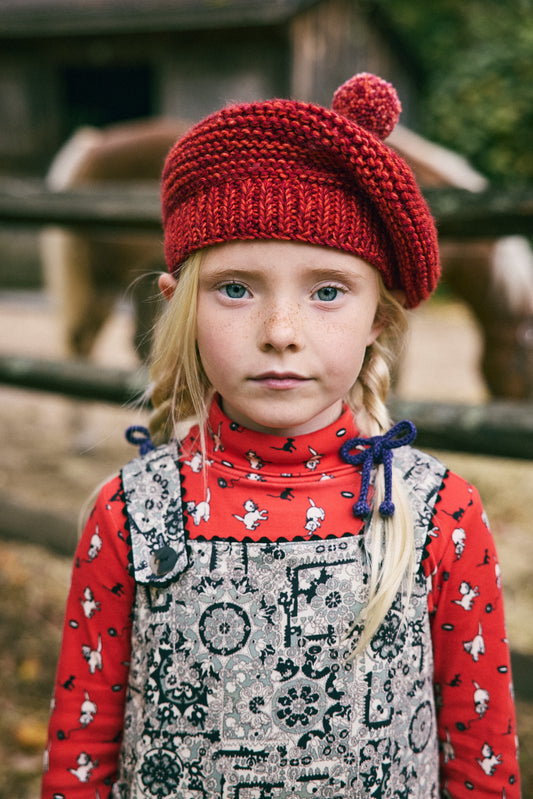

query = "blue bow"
(339, 420), (417, 518)
(125, 425), (154, 455)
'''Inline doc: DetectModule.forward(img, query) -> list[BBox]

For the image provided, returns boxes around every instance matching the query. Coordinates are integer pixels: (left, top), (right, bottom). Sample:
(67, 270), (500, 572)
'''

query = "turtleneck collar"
(126, 398), (414, 543)
(176, 396), (367, 542)
(201, 395), (362, 477)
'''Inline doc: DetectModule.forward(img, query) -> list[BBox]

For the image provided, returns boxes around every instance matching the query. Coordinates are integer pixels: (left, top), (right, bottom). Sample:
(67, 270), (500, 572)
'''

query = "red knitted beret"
(161, 73), (440, 308)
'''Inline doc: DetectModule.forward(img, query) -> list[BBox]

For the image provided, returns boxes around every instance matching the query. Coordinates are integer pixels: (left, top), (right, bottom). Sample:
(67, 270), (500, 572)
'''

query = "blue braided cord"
(339, 420), (417, 518)
(125, 425), (155, 455)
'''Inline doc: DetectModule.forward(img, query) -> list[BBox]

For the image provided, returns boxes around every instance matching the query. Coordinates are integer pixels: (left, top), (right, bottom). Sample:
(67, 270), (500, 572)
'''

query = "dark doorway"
(61, 64), (154, 136)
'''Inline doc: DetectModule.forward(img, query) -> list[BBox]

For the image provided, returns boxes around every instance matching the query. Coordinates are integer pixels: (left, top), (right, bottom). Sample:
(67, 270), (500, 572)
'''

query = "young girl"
(43, 73), (520, 798)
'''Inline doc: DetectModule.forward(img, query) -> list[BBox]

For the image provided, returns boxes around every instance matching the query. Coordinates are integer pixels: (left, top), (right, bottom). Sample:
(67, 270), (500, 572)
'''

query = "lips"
(251, 372), (311, 389)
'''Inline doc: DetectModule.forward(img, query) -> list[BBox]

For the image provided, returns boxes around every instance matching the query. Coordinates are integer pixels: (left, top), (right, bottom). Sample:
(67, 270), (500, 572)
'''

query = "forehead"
(201, 239), (377, 279)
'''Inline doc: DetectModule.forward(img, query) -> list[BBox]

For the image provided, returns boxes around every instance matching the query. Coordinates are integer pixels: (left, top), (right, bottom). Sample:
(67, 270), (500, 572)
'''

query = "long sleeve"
(42, 475), (134, 798)
(424, 471), (520, 797)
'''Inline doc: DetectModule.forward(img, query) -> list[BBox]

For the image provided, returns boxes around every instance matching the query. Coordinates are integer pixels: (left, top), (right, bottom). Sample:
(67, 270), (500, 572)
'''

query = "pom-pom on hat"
(161, 72), (440, 308)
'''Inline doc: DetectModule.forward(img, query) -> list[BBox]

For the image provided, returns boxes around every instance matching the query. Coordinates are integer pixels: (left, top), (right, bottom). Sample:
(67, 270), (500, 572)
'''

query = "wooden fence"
(1, 178), (533, 461)
(1, 179), (532, 237)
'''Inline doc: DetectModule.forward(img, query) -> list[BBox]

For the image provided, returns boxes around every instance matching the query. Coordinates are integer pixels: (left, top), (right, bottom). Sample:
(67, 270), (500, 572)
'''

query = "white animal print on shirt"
(82, 634), (103, 674)
(463, 623), (485, 662)
(304, 497), (326, 534)
(233, 499), (268, 530)
(476, 742), (502, 775)
(186, 488), (211, 526)
(453, 581), (479, 611)
(80, 586), (101, 618)
(68, 751), (99, 782)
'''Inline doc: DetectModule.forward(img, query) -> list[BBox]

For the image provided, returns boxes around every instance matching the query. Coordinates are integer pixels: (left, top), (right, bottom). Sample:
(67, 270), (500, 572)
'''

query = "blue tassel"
(340, 420), (417, 518)
(125, 425), (154, 455)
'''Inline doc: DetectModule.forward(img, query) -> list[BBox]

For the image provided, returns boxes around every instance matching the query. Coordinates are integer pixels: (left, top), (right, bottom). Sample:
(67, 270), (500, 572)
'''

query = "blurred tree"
(370, 0), (533, 184)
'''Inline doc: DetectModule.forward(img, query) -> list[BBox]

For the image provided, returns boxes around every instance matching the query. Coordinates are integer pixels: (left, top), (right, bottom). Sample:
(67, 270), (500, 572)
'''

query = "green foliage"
(372, 0), (533, 183)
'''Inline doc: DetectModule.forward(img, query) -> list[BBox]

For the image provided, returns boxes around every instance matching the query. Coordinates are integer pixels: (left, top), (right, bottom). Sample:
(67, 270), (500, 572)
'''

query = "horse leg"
(441, 237), (533, 399)
(41, 228), (114, 360)
(41, 228), (117, 451)
(89, 236), (165, 363)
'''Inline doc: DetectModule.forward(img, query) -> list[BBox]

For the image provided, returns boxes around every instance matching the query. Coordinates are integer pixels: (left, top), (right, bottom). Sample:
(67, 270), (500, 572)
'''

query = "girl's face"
(164, 239), (385, 436)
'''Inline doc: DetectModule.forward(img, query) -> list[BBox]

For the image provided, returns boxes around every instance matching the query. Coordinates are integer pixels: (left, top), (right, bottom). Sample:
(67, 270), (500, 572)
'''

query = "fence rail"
(0, 179), (161, 233)
(0, 179), (533, 237)
(0, 354), (147, 405)
(1, 354), (532, 459)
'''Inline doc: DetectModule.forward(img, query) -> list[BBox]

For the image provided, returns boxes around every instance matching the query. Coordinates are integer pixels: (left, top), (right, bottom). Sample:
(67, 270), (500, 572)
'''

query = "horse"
(41, 118), (533, 399)
(41, 117), (190, 363)
(390, 124), (533, 400)
(439, 236), (533, 398)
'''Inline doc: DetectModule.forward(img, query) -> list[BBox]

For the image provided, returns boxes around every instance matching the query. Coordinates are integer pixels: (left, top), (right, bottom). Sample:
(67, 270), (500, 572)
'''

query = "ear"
(158, 272), (178, 303)
(366, 319), (385, 347)
(366, 288), (407, 346)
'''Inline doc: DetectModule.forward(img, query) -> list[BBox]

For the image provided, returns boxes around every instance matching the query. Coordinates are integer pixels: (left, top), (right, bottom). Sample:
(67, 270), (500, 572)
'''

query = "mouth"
(250, 372), (311, 389)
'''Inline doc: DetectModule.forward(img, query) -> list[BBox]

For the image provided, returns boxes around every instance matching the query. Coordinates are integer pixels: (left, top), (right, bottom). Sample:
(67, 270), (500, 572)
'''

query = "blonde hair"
(148, 250), (415, 658)
(343, 283), (415, 657)
(148, 250), (210, 446)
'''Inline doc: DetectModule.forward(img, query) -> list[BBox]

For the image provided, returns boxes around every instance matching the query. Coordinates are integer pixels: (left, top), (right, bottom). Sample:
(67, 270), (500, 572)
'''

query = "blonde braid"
(351, 337), (393, 437)
(345, 282), (415, 658)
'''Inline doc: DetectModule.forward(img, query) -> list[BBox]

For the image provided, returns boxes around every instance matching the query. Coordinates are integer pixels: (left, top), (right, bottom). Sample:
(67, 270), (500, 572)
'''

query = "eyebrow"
(201, 264), (367, 283)
(200, 266), (262, 280)
(305, 266), (366, 282)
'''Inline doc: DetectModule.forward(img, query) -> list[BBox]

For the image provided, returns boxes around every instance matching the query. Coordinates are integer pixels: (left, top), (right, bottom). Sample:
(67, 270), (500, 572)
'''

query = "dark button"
(152, 545), (178, 577)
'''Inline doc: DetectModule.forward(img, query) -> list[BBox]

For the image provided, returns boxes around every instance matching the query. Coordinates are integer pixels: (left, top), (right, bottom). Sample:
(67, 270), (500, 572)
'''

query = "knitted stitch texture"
(161, 73), (440, 308)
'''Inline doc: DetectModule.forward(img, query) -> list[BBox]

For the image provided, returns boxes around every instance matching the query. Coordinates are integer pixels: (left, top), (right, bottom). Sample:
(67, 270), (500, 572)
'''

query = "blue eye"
(316, 286), (339, 302)
(223, 283), (247, 299)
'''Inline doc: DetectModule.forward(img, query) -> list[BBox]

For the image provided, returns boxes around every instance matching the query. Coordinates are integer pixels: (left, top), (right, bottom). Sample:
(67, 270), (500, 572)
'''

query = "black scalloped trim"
(420, 468), (450, 568)
(174, 445), (192, 559)
(117, 473), (135, 579)
(189, 529), (362, 545)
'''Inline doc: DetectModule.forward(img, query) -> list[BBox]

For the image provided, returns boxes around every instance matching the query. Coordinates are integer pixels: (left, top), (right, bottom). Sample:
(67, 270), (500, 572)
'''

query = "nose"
(260, 304), (303, 352)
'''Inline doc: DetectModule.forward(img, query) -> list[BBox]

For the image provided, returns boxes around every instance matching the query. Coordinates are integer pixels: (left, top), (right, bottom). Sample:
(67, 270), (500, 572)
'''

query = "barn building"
(0, 0), (417, 177)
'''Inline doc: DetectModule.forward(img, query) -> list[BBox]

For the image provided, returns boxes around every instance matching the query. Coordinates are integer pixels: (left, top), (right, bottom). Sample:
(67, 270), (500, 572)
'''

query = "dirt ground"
(0, 293), (532, 797)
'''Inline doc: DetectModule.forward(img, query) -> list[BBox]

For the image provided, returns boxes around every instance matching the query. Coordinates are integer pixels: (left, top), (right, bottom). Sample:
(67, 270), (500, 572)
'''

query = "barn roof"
(0, 0), (322, 37)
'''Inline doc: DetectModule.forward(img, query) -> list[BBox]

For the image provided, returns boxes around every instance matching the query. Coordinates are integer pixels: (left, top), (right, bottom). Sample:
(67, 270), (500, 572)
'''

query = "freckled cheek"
(316, 319), (370, 351)
(318, 322), (369, 380)
(197, 320), (248, 378)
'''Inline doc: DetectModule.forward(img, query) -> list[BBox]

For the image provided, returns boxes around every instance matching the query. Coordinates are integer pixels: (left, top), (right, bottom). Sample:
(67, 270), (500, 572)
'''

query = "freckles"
(319, 319), (362, 341)
(198, 321), (248, 365)
(202, 314), (239, 339)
